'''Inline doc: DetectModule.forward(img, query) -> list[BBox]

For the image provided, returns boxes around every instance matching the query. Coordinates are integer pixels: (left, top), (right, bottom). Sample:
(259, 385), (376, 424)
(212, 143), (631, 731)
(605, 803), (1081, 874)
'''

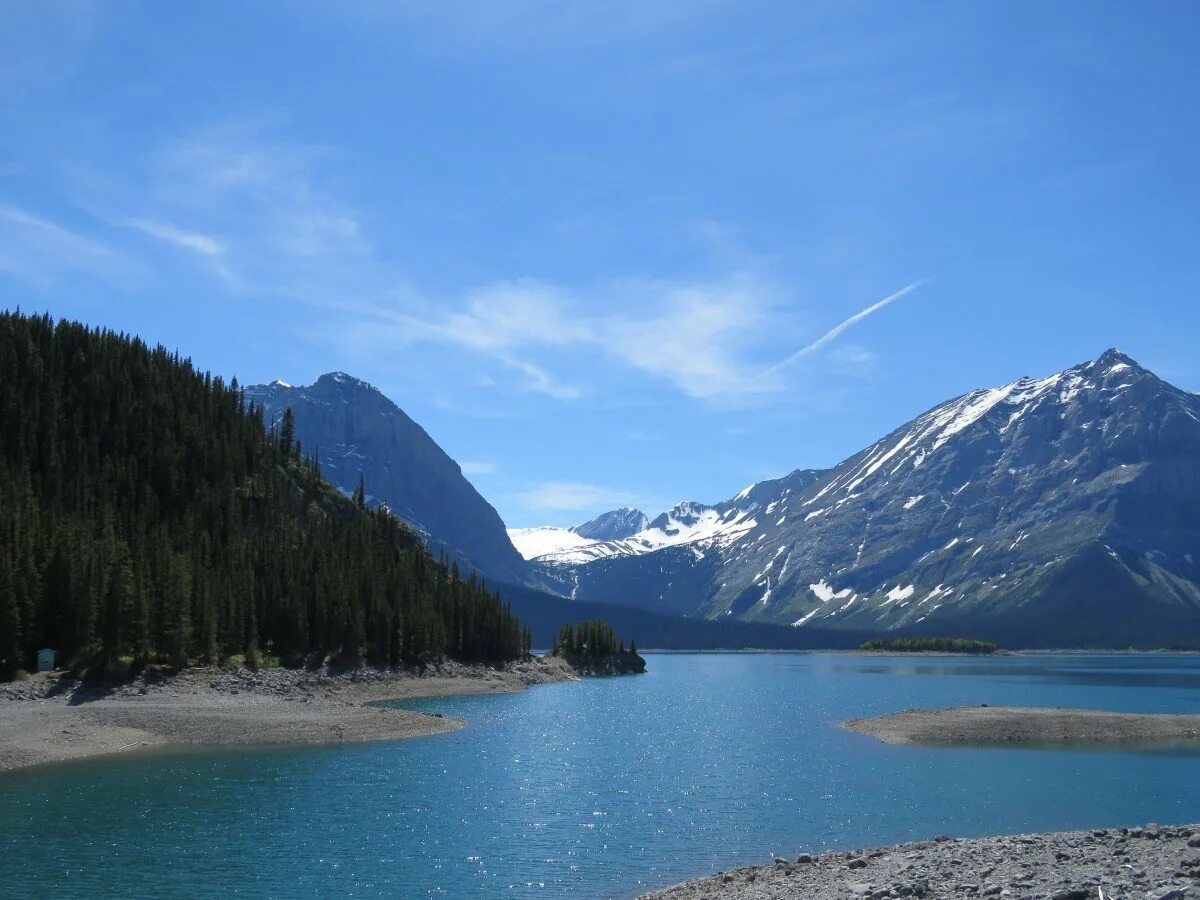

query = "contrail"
(764, 279), (927, 375)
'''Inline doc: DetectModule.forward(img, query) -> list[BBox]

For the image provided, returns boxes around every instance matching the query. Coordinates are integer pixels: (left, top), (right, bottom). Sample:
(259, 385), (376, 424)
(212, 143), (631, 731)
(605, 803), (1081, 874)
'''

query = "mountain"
(244, 373), (527, 584)
(528, 350), (1200, 647)
(0, 311), (529, 676)
(573, 507), (650, 541)
(509, 507), (649, 561)
(241, 375), (854, 651)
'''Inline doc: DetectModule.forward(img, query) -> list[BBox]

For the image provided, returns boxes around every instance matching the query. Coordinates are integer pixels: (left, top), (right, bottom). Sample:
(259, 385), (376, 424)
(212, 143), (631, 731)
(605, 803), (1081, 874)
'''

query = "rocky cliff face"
(531, 350), (1200, 647)
(245, 373), (528, 584)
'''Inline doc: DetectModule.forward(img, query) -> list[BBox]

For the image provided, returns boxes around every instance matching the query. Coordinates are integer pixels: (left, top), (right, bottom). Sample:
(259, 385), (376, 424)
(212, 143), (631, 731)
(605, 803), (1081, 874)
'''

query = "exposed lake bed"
(847, 704), (1200, 749)
(0, 656), (578, 774)
(3, 652), (1200, 897)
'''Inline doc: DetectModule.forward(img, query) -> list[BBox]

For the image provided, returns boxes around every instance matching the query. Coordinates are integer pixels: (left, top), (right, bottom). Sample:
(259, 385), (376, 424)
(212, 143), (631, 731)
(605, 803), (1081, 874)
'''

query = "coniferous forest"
(550, 619), (634, 658)
(859, 636), (999, 654)
(0, 310), (532, 678)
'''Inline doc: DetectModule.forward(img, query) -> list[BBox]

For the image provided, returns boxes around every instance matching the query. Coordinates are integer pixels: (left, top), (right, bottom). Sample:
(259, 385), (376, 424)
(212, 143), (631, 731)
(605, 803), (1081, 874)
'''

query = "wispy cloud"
(65, 125), (798, 403)
(515, 481), (642, 512)
(15, 123), (914, 407)
(0, 203), (134, 287)
(601, 274), (781, 400)
(765, 280), (926, 375)
(124, 219), (224, 257)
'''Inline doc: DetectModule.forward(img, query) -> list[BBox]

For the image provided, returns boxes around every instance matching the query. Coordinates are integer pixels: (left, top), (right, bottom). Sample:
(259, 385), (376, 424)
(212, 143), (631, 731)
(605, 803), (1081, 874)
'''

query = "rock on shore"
(846, 706), (1200, 748)
(555, 650), (647, 676)
(643, 824), (1200, 900)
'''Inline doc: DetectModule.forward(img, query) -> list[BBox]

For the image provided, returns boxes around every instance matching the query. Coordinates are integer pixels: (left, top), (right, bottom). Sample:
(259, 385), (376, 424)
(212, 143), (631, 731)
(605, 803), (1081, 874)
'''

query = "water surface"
(3, 652), (1199, 898)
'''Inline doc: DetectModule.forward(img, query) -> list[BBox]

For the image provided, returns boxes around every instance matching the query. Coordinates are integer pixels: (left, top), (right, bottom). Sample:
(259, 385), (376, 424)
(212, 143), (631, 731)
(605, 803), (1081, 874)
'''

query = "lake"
(3, 652), (1200, 898)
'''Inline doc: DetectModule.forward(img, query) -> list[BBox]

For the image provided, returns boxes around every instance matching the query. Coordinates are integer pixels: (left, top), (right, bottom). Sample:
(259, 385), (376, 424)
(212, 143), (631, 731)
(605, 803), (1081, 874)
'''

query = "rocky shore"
(847, 706), (1200, 748)
(555, 650), (647, 676)
(0, 655), (577, 774)
(644, 823), (1200, 900)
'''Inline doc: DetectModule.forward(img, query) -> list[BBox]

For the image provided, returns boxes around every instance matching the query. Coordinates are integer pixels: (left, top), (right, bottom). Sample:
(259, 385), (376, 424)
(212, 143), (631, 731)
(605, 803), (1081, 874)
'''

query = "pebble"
(642, 823), (1200, 900)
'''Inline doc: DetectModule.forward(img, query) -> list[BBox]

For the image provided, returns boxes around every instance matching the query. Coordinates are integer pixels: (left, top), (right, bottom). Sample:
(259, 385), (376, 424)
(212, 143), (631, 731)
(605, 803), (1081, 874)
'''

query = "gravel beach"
(644, 824), (1200, 899)
(846, 706), (1200, 748)
(0, 656), (577, 774)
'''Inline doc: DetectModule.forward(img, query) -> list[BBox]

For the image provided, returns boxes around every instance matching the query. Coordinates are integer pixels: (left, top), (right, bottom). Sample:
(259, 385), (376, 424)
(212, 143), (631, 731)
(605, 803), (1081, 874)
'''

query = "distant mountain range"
(252, 350), (1200, 648)
(520, 350), (1200, 647)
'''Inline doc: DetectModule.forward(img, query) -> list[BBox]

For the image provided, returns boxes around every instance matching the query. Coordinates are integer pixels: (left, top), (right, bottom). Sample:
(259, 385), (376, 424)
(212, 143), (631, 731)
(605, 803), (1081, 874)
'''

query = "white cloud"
(125, 219), (224, 257)
(601, 274), (779, 400)
(108, 130), (787, 401)
(449, 280), (592, 350)
(24, 123), (909, 407)
(364, 271), (784, 401)
(516, 481), (642, 512)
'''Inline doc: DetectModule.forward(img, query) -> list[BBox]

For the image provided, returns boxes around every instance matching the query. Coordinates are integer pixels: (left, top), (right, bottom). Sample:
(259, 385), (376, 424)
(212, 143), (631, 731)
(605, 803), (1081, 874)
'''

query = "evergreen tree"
(0, 563), (22, 676)
(279, 407), (295, 456)
(550, 619), (634, 659)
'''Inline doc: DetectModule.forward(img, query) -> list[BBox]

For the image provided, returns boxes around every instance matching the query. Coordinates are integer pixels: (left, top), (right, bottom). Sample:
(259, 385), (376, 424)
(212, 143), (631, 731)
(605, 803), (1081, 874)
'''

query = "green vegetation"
(860, 636), (999, 654)
(550, 619), (636, 658)
(0, 310), (532, 679)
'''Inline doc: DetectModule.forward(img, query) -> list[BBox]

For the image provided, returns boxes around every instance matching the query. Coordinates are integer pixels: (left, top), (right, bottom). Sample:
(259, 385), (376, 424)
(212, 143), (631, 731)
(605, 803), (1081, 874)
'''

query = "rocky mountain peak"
(572, 508), (650, 542)
(650, 501), (713, 532)
(1092, 347), (1139, 369)
(245, 372), (527, 584)
(314, 371), (383, 395)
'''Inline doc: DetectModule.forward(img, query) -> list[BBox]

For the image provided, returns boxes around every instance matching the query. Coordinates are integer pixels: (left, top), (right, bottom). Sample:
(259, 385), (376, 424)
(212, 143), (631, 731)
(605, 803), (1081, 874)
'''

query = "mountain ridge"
(244, 372), (528, 584)
(525, 349), (1200, 647)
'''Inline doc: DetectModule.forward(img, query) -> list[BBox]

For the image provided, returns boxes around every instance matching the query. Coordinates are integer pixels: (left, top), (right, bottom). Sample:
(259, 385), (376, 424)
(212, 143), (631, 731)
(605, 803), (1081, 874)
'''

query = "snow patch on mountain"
(508, 526), (597, 561)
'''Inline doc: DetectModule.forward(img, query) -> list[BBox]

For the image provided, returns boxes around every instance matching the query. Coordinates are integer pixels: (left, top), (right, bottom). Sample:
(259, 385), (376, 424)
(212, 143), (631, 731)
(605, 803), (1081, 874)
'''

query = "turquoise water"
(3, 653), (1200, 898)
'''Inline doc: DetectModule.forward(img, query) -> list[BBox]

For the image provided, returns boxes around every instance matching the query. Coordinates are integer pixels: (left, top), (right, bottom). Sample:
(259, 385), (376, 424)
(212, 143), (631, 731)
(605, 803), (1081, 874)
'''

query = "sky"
(3, 2), (1199, 527)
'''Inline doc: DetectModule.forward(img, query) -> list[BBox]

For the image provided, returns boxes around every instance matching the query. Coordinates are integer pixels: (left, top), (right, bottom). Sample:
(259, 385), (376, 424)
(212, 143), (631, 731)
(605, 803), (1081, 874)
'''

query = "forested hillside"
(0, 311), (530, 677)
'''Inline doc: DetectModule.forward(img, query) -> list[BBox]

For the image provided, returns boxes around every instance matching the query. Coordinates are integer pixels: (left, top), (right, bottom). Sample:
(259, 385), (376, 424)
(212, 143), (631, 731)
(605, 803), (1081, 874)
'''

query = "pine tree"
(0, 563), (22, 676)
(279, 407), (296, 456)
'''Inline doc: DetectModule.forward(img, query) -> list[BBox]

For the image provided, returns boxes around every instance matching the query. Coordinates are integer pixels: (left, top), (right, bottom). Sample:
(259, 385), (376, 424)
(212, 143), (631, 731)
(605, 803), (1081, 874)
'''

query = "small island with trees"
(550, 619), (646, 675)
(860, 636), (1000, 654)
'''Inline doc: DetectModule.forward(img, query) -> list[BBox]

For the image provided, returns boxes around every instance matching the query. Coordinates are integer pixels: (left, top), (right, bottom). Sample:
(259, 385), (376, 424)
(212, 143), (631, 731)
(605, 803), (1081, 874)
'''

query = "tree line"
(860, 636), (999, 654)
(550, 619), (636, 658)
(0, 310), (532, 678)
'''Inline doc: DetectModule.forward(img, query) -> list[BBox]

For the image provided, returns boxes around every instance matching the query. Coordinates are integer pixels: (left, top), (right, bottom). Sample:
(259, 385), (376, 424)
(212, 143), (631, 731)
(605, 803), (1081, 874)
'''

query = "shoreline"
(643, 823), (1200, 899)
(846, 705), (1200, 748)
(0, 656), (578, 776)
(636, 648), (1200, 655)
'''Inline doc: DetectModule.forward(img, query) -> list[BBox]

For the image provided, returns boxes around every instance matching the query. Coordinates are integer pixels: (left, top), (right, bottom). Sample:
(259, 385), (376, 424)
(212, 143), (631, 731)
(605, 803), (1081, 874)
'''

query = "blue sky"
(3, 2), (1199, 527)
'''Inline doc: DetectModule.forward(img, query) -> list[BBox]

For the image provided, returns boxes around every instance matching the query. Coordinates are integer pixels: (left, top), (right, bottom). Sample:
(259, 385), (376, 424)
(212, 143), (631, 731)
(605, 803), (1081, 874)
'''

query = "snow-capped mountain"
(507, 507), (648, 560)
(510, 507), (652, 561)
(511, 497), (776, 567)
(573, 507), (650, 541)
(508, 525), (599, 561)
(245, 372), (528, 584)
(529, 350), (1200, 647)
